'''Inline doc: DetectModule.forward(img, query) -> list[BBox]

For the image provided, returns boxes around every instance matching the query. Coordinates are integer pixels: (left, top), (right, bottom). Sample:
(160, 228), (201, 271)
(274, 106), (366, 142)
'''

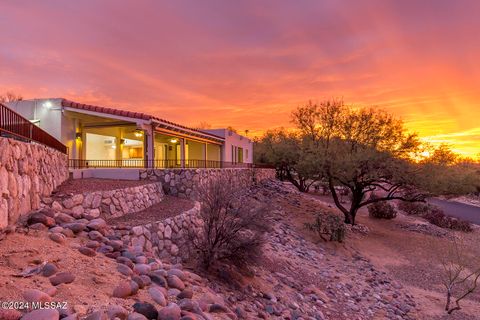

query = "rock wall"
(139, 168), (276, 199)
(41, 182), (164, 219)
(0, 137), (69, 230)
(116, 202), (201, 263)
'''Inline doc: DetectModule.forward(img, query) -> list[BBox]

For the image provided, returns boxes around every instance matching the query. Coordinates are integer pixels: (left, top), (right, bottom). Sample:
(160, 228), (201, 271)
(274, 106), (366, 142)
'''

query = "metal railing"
(69, 159), (254, 169)
(0, 103), (67, 154)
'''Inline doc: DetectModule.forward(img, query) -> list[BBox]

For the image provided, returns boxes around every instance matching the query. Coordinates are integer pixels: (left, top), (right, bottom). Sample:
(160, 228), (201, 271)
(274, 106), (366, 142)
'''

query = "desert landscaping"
(2, 2), (480, 319)
(1, 177), (480, 319)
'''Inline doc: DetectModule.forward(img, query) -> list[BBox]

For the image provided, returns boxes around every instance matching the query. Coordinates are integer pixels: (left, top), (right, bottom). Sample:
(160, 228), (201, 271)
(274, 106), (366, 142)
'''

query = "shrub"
(188, 174), (269, 270)
(423, 208), (472, 232)
(368, 201), (397, 219)
(304, 212), (345, 242)
(398, 201), (431, 216)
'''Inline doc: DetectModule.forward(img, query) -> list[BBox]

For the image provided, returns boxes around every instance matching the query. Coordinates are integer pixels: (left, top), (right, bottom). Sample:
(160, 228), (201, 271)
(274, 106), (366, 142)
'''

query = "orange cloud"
(0, 1), (478, 158)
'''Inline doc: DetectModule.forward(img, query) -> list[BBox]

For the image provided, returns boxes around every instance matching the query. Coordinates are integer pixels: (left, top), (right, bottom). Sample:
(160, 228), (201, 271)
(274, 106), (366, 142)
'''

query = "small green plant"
(304, 213), (345, 242)
(368, 201), (397, 219)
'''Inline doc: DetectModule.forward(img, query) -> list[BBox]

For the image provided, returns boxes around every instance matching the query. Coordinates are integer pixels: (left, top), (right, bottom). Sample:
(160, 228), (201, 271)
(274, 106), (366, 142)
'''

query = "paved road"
(428, 198), (480, 225)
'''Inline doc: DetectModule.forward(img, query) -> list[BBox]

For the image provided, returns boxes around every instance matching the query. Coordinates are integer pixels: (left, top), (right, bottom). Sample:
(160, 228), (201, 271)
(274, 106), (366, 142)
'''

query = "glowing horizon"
(1, 1), (479, 158)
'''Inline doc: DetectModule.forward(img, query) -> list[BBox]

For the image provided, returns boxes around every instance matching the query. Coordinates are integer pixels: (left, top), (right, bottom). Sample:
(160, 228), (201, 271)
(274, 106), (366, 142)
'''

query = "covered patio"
(63, 100), (231, 169)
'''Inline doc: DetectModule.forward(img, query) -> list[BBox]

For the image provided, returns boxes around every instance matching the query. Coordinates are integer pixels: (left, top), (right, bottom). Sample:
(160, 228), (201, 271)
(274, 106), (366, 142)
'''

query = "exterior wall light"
(75, 132), (82, 141)
(43, 101), (53, 108)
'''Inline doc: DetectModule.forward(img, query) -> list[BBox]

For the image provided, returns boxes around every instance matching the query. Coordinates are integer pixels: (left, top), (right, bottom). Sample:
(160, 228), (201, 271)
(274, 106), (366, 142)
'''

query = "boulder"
(148, 287), (167, 306)
(112, 281), (138, 298)
(21, 309), (59, 320)
(78, 247), (96, 257)
(157, 303), (181, 320)
(49, 272), (75, 286)
(42, 263), (58, 277)
(167, 275), (185, 291)
(106, 305), (128, 320)
(49, 233), (66, 244)
(84, 311), (107, 320)
(22, 289), (52, 303)
(132, 302), (158, 320)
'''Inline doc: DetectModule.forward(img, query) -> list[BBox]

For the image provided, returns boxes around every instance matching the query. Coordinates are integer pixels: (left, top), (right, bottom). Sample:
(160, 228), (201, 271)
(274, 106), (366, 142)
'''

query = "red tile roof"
(61, 99), (224, 141)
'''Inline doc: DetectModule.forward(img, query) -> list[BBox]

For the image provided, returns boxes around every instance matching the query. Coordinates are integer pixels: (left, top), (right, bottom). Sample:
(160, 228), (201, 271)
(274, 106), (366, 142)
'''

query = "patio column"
(180, 138), (186, 168)
(144, 128), (154, 168)
(203, 143), (207, 168)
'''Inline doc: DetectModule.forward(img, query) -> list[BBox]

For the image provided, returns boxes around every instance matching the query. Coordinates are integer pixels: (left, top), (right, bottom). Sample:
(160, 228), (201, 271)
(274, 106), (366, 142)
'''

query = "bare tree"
(0, 91), (23, 103)
(437, 236), (480, 314)
(196, 121), (212, 129)
(188, 173), (269, 270)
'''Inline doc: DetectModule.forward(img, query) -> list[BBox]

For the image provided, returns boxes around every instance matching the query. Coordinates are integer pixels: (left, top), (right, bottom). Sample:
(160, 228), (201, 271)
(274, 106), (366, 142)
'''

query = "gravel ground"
(53, 178), (152, 194)
(107, 195), (195, 227)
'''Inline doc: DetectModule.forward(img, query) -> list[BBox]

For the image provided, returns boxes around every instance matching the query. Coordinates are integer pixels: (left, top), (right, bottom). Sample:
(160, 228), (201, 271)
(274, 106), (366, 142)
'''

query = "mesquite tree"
(292, 100), (425, 225)
(254, 128), (322, 192)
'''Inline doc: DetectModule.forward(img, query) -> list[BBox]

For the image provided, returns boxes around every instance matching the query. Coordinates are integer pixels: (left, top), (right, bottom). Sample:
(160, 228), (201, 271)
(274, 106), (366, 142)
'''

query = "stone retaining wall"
(116, 202), (201, 263)
(0, 137), (69, 229)
(41, 182), (164, 219)
(139, 168), (276, 199)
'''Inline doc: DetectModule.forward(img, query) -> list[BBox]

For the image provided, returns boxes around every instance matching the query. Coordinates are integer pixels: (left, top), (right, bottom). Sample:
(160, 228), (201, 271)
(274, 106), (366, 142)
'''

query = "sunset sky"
(1, 0), (479, 158)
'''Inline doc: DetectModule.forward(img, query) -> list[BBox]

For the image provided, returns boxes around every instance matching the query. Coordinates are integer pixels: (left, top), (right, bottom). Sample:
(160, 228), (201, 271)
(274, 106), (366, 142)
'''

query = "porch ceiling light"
(134, 130), (143, 138)
(43, 101), (53, 108)
(170, 138), (178, 143)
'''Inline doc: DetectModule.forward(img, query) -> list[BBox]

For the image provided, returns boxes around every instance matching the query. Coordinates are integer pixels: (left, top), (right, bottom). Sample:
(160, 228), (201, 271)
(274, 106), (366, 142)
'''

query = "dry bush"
(424, 209), (473, 232)
(304, 212), (345, 242)
(399, 202), (472, 232)
(368, 201), (397, 219)
(188, 174), (269, 271)
(398, 201), (430, 216)
(436, 237), (480, 314)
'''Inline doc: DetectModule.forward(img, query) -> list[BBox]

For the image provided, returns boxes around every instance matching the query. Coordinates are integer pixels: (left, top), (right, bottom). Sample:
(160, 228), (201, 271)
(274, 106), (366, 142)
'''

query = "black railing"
(68, 159), (254, 169)
(0, 103), (67, 154)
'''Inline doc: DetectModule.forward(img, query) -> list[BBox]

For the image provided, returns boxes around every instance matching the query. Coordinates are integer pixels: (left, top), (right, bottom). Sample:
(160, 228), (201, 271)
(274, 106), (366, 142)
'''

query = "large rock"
(21, 309), (59, 320)
(23, 289), (52, 303)
(87, 218), (107, 231)
(148, 287), (167, 306)
(117, 263), (133, 276)
(112, 281), (138, 298)
(49, 272), (75, 286)
(28, 212), (55, 227)
(106, 305), (128, 320)
(84, 311), (107, 320)
(157, 303), (181, 320)
(79, 246), (96, 257)
(132, 302), (158, 320)
(42, 263), (58, 277)
(49, 232), (66, 244)
(167, 275), (185, 291)
(127, 313), (148, 320)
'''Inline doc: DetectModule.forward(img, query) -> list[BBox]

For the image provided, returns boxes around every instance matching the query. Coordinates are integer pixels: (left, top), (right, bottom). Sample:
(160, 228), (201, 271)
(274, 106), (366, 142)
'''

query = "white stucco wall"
(202, 129), (253, 163)
(5, 98), (78, 158)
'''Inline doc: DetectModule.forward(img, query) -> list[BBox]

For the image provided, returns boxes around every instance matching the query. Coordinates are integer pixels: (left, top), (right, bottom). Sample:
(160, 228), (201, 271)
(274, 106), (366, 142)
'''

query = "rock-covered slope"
(0, 180), (419, 320)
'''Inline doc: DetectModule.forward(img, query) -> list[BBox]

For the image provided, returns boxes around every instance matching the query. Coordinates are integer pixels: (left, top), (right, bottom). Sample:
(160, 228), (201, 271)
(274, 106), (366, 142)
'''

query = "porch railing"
(68, 159), (254, 169)
(0, 103), (67, 154)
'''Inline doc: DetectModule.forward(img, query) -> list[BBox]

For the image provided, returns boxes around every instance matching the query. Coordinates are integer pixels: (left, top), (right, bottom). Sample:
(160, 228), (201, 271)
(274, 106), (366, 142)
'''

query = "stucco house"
(5, 98), (253, 176)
